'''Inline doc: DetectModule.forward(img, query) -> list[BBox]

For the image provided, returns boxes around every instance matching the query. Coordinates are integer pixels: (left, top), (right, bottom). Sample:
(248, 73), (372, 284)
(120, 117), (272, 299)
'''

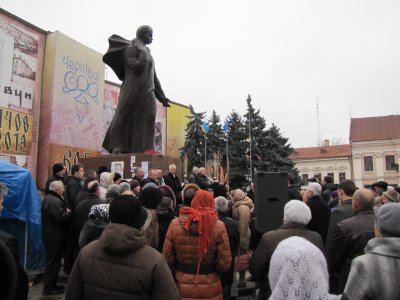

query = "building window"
(302, 174), (308, 185)
(364, 156), (373, 171)
(327, 173), (334, 182)
(339, 172), (346, 182)
(385, 155), (396, 171)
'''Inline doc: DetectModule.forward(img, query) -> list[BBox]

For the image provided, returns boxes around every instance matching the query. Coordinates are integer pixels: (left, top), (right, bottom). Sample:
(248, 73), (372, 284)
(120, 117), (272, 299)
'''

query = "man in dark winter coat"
(41, 180), (72, 295)
(303, 182), (331, 244)
(249, 200), (323, 299)
(343, 202), (400, 300)
(0, 182), (29, 300)
(142, 168), (159, 186)
(195, 167), (209, 190)
(287, 175), (301, 200)
(163, 164), (182, 203)
(133, 167), (145, 188)
(45, 163), (66, 194)
(73, 176), (97, 208)
(321, 175), (337, 203)
(215, 196), (239, 300)
(325, 179), (357, 292)
(64, 164), (85, 211)
(326, 180), (357, 247)
(187, 166), (198, 184)
(71, 181), (103, 262)
(328, 188), (375, 293)
(63, 163), (84, 274)
(65, 194), (179, 300)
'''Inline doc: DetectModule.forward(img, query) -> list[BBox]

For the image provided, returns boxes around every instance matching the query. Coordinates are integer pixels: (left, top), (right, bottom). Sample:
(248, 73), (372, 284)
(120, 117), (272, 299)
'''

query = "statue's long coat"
(102, 35), (166, 153)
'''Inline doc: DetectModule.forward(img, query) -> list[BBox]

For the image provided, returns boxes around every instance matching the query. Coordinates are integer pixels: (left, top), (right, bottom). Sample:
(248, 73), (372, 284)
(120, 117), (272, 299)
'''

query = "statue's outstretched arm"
(154, 71), (170, 107)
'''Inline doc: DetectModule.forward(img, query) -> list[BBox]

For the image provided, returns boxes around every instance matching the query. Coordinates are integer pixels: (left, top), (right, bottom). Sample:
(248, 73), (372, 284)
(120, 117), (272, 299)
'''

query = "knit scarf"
(179, 190), (217, 275)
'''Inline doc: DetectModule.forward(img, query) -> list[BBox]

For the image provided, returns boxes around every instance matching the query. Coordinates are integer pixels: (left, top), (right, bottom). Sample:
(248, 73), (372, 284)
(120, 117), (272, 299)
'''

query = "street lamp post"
(247, 94), (253, 183)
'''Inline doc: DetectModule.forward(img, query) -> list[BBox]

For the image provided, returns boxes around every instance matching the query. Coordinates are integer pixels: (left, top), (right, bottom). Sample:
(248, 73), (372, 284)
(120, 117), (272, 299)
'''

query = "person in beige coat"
(231, 188), (254, 287)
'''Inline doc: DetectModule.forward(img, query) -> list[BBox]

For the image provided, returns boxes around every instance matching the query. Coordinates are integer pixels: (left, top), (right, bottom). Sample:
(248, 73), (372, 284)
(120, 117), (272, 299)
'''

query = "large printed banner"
(0, 11), (45, 177)
(49, 143), (101, 175)
(0, 107), (32, 155)
(46, 32), (105, 151)
(0, 18), (38, 111)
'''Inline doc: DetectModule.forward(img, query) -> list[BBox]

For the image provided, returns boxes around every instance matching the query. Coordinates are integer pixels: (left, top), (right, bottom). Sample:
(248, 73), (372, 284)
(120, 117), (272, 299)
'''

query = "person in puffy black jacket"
(215, 196), (239, 300)
(41, 180), (71, 295)
(156, 197), (175, 252)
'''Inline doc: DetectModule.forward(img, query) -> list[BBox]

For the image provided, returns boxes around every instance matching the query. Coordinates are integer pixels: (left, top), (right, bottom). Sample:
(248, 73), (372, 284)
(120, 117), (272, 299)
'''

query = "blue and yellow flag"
(201, 121), (209, 133)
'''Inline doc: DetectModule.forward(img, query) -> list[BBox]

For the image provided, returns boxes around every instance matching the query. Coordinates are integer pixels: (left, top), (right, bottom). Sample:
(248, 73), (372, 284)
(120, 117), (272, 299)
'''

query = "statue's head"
(136, 25), (153, 45)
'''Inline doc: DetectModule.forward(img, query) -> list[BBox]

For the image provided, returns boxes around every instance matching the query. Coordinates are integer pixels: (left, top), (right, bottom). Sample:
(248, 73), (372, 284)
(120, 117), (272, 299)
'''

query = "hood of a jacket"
(365, 237), (400, 258)
(232, 197), (254, 212)
(100, 223), (146, 256)
(100, 172), (112, 189)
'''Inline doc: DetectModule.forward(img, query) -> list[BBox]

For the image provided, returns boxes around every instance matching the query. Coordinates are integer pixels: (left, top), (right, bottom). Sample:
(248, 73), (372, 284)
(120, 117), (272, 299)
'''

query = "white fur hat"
(284, 200), (312, 225)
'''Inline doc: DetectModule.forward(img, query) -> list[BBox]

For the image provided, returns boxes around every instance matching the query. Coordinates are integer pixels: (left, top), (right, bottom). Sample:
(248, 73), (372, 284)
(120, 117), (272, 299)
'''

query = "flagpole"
(201, 120), (208, 169)
(204, 135), (207, 168)
(248, 94), (253, 183)
(226, 134), (229, 182)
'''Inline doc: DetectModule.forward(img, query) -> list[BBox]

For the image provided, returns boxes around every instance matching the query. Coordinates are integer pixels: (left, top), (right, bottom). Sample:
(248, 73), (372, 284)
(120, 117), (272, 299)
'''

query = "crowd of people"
(249, 175), (400, 300)
(1, 165), (400, 299)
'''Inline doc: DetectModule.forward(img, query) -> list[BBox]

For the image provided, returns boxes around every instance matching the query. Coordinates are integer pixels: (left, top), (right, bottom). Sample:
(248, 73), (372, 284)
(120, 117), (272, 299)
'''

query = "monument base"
(79, 153), (182, 179)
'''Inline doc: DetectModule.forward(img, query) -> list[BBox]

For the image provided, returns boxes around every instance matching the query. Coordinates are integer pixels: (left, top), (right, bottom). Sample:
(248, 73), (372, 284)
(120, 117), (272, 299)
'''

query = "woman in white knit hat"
(269, 236), (341, 300)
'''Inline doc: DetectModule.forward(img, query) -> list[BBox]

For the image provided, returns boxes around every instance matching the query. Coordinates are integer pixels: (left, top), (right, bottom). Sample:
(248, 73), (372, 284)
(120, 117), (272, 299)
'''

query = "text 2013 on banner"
(0, 107), (33, 155)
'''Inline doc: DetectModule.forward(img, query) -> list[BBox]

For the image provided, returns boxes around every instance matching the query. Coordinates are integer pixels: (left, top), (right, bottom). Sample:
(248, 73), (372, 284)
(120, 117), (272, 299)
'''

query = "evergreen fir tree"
(224, 110), (248, 189)
(244, 95), (299, 182)
(244, 94), (270, 177)
(264, 123), (299, 179)
(206, 110), (225, 170)
(180, 105), (207, 173)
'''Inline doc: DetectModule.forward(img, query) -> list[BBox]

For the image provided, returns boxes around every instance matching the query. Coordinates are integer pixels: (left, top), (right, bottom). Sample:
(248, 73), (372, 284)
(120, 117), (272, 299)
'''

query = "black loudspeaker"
(254, 171), (288, 232)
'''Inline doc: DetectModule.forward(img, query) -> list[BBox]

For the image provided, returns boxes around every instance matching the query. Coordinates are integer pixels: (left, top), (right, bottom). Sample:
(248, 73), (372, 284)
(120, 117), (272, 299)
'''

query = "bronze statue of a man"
(102, 25), (170, 154)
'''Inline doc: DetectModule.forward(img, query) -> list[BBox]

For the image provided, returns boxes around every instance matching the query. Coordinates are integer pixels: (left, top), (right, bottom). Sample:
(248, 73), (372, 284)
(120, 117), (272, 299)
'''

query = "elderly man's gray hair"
(118, 182), (131, 194)
(49, 180), (64, 191)
(215, 196), (229, 213)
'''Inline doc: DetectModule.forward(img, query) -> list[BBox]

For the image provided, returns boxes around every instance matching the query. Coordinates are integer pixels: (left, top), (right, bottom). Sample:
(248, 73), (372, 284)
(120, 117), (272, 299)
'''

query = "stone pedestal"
(79, 153), (182, 179)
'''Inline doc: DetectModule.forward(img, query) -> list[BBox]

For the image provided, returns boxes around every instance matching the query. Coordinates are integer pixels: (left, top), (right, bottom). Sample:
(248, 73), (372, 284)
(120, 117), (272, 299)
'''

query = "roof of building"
(350, 115), (400, 142)
(290, 144), (351, 160)
(0, 8), (47, 34)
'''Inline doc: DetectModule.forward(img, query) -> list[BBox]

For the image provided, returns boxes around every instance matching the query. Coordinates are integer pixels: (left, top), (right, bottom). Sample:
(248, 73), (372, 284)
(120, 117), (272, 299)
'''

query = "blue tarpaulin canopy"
(0, 160), (45, 271)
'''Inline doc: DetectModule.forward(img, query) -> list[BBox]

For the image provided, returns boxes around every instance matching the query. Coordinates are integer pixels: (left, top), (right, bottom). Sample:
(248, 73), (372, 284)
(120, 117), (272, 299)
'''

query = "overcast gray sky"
(2, 0), (400, 148)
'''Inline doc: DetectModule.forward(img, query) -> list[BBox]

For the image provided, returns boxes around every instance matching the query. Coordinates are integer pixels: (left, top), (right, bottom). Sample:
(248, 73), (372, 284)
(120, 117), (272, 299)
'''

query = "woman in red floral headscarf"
(162, 190), (232, 300)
